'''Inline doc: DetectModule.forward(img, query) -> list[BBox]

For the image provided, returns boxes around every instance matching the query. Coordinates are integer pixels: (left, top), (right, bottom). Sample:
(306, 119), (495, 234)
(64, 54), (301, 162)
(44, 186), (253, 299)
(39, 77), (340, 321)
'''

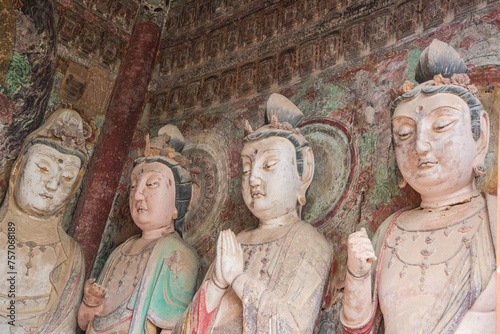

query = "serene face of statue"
(392, 93), (479, 197)
(129, 162), (177, 233)
(14, 144), (81, 217)
(241, 137), (300, 221)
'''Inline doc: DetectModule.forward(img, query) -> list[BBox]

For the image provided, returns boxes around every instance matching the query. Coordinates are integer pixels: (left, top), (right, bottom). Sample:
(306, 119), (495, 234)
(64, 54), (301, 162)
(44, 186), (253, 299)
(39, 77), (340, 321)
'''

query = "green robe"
(96, 232), (199, 333)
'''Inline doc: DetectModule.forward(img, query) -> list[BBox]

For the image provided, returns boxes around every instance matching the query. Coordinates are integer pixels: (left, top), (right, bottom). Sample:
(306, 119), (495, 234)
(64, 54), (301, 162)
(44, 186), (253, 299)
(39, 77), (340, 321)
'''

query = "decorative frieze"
(149, 0), (495, 113)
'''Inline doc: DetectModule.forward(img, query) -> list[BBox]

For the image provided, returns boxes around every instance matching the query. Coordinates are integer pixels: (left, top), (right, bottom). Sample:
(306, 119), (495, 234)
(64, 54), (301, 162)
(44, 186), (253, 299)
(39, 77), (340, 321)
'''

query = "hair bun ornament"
(415, 39), (468, 84)
(265, 93), (304, 128)
(142, 125), (191, 167)
(243, 93), (309, 175)
(158, 124), (185, 152)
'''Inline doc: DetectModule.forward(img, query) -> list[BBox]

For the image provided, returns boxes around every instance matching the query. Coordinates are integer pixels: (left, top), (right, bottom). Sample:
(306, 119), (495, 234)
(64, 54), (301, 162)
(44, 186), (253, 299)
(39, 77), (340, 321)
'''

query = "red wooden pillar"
(69, 21), (161, 275)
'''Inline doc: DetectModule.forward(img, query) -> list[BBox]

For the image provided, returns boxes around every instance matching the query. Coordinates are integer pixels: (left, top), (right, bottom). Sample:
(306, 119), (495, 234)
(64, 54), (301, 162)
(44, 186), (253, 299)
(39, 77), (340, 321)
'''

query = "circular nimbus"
(300, 118), (355, 228)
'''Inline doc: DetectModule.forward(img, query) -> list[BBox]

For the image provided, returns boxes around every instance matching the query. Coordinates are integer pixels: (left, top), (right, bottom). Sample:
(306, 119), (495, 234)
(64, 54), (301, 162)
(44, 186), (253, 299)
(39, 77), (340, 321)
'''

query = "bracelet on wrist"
(211, 276), (228, 290)
(82, 298), (102, 308)
(346, 265), (371, 279)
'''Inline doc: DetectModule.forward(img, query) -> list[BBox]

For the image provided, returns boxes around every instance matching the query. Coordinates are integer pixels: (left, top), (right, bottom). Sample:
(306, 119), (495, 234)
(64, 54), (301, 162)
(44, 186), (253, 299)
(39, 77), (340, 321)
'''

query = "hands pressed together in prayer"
(214, 229), (244, 289)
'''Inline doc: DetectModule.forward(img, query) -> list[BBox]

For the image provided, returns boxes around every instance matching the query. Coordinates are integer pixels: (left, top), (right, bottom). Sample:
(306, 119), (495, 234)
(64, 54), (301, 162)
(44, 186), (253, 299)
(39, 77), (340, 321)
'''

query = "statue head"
(390, 40), (489, 201)
(241, 93), (314, 221)
(9, 108), (88, 219)
(131, 125), (192, 236)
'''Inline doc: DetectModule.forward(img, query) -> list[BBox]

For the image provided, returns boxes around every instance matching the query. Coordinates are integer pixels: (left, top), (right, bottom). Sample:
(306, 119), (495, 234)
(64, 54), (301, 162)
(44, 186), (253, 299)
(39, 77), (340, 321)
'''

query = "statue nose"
(134, 189), (145, 200)
(45, 177), (59, 191)
(249, 173), (262, 186)
(413, 128), (432, 154)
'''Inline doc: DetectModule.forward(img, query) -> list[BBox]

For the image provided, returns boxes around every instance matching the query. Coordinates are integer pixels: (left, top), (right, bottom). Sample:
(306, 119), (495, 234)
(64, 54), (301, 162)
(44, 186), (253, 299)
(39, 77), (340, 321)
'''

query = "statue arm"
(77, 245), (115, 331)
(341, 228), (377, 331)
(151, 245), (200, 331)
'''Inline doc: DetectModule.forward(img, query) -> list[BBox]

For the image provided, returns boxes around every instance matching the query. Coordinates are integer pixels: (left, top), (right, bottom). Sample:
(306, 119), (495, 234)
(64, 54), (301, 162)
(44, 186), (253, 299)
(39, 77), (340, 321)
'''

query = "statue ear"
(298, 147), (314, 205)
(172, 207), (179, 220)
(473, 110), (490, 168)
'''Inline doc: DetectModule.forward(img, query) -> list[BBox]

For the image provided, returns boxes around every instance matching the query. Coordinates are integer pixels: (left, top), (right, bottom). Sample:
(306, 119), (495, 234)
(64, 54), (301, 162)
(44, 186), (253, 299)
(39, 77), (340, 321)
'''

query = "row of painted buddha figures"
(0, 39), (496, 333)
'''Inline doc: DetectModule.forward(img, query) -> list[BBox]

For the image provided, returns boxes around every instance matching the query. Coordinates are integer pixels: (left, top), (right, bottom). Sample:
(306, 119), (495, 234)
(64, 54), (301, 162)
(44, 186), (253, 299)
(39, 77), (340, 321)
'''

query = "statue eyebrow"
(242, 148), (281, 157)
(34, 152), (80, 167)
(428, 106), (462, 114)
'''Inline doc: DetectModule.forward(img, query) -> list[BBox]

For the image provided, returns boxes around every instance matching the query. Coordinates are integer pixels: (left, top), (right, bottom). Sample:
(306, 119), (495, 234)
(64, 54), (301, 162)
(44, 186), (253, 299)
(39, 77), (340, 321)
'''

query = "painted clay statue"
(78, 125), (199, 334)
(0, 109), (88, 333)
(175, 93), (333, 334)
(341, 40), (496, 334)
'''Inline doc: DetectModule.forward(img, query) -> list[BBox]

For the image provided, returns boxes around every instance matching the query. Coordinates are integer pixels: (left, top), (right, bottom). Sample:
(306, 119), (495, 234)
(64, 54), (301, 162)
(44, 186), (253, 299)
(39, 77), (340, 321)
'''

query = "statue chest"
(377, 208), (484, 332)
(0, 233), (59, 298)
(99, 239), (155, 316)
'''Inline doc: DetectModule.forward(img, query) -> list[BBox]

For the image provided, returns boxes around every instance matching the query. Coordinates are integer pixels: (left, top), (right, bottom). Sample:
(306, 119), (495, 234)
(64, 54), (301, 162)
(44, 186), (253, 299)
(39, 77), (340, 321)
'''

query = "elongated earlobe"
(297, 147), (314, 207)
(472, 110), (490, 172)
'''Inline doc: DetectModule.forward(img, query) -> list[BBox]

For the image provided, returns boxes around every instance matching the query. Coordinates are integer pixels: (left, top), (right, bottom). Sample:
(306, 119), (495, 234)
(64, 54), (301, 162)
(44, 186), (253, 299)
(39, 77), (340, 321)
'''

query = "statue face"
(14, 144), (81, 217)
(241, 137), (300, 221)
(392, 93), (478, 197)
(129, 162), (177, 233)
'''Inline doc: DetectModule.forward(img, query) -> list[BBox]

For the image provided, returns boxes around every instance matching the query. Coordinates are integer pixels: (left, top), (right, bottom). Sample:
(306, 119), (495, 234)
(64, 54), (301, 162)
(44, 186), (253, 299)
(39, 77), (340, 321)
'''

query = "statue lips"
(250, 188), (265, 199)
(417, 159), (438, 168)
(136, 205), (148, 213)
(39, 193), (53, 200)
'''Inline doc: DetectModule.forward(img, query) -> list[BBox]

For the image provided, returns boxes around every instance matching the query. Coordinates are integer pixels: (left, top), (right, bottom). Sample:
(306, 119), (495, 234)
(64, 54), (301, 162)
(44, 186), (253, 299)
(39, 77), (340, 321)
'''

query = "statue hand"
(347, 228), (376, 277)
(220, 229), (244, 284)
(83, 278), (106, 308)
(213, 230), (229, 289)
(78, 279), (106, 330)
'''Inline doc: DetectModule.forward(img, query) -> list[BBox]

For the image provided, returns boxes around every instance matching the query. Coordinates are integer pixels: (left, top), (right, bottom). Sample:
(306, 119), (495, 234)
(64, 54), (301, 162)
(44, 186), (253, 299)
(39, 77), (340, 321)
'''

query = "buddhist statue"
(341, 40), (496, 333)
(0, 108), (88, 333)
(175, 93), (333, 333)
(77, 125), (199, 334)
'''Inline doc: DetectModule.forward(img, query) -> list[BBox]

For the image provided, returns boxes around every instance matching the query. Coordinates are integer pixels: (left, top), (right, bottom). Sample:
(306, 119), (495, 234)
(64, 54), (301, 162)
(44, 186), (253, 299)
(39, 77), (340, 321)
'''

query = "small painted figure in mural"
(175, 93), (333, 334)
(0, 108), (87, 333)
(78, 125), (199, 334)
(341, 40), (496, 333)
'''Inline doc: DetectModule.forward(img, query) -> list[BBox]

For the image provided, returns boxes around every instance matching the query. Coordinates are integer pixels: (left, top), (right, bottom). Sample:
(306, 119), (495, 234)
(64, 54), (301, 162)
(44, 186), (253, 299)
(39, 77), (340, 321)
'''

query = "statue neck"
(1, 200), (61, 244)
(141, 223), (175, 240)
(419, 184), (480, 210)
(258, 211), (300, 229)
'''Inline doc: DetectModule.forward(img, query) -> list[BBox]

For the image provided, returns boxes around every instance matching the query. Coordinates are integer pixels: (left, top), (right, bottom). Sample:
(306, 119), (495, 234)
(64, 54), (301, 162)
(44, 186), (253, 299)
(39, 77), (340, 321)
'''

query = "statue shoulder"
(372, 212), (399, 254)
(156, 233), (199, 267)
(295, 221), (333, 255)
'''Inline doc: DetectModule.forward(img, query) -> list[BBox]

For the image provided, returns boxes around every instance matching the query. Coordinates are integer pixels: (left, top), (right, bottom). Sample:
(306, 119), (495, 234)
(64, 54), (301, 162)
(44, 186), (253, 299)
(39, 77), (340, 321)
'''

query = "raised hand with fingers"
(220, 229), (244, 284)
(347, 227), (376, 279)
(213, 230), (229, 289)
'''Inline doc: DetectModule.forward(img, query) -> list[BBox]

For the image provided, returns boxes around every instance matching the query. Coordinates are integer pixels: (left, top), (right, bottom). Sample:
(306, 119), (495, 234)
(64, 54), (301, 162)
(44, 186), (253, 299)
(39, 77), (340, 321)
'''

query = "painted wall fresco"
(0, 0), (58, 202)
(89, 1), (500, 332)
